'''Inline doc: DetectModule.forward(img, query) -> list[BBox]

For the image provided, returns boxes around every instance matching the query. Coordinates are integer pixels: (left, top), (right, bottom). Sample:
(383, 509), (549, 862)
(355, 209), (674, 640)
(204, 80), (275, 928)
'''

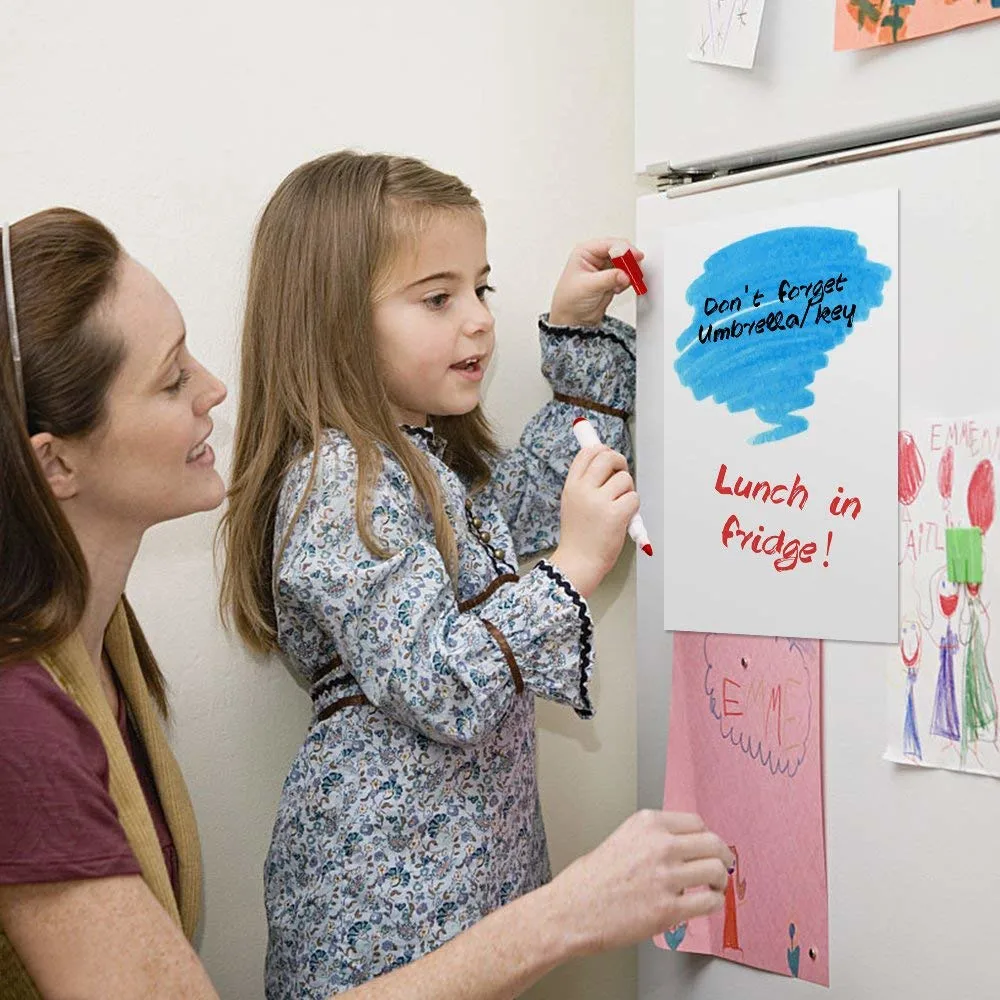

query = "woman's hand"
(547, 810), (734, 956)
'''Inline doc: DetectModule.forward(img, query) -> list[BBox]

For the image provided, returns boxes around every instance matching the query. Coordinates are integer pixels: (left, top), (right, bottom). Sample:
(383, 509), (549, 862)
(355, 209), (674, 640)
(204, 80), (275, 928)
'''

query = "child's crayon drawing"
(836, 0), (1000, 49)
(890, 418), (1000, 777)
(657, 632), (828, 984)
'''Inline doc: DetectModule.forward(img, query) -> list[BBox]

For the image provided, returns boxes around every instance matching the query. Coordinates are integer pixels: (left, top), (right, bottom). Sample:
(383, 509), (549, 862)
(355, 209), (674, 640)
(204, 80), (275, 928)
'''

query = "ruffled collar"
(401, 424), (447, 458)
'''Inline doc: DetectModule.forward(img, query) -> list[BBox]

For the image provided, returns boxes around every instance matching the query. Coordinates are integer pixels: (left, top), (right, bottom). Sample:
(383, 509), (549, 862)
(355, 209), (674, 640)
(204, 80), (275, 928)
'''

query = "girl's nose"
(464, 294), (495, 337)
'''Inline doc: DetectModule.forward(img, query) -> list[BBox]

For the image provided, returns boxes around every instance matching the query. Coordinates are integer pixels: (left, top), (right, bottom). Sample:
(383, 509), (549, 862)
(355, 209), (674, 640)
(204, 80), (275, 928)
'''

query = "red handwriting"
(930, 421), (1000, 461)
(828, 487), (862, 520)
(714, 463), (809, 510)
(721, 515), (819, 572)
(722, 678), (743, 717)
(768, 686), (783, 747)
(720, 674), (805, 751)
(900, 518), (947, 564)
(714, 462), (863, 572)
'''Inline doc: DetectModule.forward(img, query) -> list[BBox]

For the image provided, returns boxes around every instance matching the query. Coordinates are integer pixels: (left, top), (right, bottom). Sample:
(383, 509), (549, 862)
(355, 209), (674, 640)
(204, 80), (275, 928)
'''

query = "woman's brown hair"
(0, 208), (168, 712)
(220, 151), (500, 653)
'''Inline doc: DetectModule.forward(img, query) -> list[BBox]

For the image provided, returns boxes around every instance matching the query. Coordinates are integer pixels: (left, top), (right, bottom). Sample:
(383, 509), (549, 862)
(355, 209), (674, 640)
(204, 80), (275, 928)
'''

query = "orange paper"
(657, 632), (829, 985)
(835, 0), (1000, 50)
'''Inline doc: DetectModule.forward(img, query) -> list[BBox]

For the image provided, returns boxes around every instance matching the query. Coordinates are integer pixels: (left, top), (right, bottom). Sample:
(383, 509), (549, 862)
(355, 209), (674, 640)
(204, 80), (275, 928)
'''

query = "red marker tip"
(572, 416), (587, 426)
(641, 543), (654, 557)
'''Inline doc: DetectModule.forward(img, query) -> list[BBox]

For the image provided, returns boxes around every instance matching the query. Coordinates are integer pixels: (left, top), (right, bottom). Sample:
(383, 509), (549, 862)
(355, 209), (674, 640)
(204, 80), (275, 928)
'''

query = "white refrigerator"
(634, 3), (1000, 998)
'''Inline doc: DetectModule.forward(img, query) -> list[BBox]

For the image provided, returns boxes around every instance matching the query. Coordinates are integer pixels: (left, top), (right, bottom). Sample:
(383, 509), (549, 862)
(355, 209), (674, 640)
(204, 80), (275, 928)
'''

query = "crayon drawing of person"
(960, 580), (998, 767)
(899, 619), (923, 761)
(722, 844), (747, 954)
(929, 573), (961, 749)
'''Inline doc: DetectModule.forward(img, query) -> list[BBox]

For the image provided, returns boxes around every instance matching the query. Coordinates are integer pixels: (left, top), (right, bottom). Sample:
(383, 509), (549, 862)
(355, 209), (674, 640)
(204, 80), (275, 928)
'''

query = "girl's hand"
(550, 443), (639, 598)
(548, 239), (645, 329)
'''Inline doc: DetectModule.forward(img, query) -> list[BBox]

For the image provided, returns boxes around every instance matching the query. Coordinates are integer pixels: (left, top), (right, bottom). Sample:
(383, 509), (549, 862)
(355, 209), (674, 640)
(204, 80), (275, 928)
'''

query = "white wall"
(2, 3), (637, 996)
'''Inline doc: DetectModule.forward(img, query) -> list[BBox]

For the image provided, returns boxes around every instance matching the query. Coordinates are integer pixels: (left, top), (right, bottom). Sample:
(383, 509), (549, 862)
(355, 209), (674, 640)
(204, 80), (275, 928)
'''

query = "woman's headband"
(2, 222), (26, 418)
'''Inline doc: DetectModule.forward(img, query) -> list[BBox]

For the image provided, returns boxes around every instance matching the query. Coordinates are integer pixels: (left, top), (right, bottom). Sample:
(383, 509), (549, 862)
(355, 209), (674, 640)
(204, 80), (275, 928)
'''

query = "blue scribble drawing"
(675, 227), (892, 445)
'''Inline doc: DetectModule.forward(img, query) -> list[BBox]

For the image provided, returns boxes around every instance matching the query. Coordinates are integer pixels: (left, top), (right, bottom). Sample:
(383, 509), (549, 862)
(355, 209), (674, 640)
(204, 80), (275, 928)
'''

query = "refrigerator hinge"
(656, 168), (729, 192)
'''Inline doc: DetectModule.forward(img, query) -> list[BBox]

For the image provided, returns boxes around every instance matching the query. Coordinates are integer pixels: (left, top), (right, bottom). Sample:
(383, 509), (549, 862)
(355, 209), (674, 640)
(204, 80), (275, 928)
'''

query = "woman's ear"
(30, 432), (79, 500)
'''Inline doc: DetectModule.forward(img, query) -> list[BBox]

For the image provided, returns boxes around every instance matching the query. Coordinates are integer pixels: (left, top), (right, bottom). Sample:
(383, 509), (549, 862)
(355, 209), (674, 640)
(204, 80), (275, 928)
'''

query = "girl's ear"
(30, 432), (80, 500)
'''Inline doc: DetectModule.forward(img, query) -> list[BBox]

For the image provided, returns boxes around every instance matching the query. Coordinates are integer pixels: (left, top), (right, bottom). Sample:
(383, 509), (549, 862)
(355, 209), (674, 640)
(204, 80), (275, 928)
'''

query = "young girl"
(221, 151), (644, 998)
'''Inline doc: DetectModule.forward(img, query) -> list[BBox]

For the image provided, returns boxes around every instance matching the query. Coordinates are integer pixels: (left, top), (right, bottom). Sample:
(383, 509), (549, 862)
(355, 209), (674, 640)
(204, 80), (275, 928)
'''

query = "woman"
(0, 208), (732, 999)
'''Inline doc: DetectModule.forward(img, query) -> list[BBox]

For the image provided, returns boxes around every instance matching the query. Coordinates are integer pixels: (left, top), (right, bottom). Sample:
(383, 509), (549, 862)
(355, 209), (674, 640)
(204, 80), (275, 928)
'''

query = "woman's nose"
(197, 368), (228, 413)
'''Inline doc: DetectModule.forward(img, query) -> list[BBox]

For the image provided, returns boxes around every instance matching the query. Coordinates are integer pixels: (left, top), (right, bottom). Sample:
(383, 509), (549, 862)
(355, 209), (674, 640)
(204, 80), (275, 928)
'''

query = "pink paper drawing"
(657, 632), (828, 985)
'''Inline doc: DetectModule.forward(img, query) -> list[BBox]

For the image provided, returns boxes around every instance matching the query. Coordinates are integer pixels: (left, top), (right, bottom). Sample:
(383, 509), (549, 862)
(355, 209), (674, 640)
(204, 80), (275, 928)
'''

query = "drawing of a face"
(899, 620), (921, 668)
(938, 579), (959, 618)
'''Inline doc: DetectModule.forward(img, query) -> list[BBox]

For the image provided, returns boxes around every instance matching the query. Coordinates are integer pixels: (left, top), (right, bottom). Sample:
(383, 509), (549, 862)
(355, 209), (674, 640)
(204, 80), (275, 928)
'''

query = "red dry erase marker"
(571, 416), (653, 557)
(609, 241), (647, 296)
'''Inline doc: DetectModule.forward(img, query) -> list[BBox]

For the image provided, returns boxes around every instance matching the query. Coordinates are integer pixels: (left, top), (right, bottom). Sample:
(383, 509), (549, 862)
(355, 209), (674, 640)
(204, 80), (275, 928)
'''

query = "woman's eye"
(476, 283), (497, 301)
(425, 293), (450, 310)
(166, 369), (192, 395)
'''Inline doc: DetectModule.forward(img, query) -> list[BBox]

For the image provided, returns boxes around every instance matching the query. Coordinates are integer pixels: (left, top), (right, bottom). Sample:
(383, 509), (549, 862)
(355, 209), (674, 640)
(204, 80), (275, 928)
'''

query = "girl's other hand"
(548, 239), (645, 329)
(550, 444), (638, 598)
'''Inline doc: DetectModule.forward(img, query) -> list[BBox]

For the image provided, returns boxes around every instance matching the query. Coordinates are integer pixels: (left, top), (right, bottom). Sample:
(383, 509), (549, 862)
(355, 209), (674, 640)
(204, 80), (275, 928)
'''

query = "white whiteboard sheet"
(661, 190), (898, 642)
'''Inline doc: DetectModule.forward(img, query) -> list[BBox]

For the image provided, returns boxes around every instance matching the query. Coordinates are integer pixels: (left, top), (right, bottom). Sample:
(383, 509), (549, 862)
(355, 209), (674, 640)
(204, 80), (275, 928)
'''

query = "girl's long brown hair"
(0, 208), (168, 712)
(220, 151), (500, 653)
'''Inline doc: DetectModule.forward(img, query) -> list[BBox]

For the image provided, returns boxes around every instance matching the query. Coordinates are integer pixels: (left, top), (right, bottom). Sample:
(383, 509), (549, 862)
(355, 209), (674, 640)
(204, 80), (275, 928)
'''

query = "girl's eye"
(166, 369), (192, 395)
(476, 283), (496, 301)
(425, 293), (450, 310)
